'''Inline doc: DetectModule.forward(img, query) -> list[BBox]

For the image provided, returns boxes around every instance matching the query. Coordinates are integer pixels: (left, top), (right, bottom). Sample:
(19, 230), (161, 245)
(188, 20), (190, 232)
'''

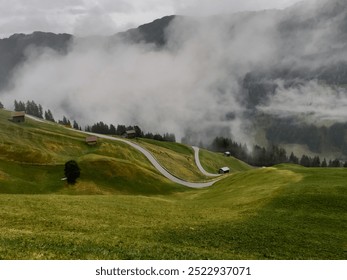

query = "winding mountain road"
(26, 114), (221, 188)
(84, 132), (220, 188)
(192, 146), (221, 177)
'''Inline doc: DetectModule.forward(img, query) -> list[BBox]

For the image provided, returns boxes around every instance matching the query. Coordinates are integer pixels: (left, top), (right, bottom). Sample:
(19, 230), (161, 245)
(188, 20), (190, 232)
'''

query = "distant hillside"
(0, 15), (175, 91)
(115, 15), (176, 46)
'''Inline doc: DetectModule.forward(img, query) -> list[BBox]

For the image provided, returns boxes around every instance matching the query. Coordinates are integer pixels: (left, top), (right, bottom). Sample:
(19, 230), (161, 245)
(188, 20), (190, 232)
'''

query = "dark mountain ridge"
(116, 15), (176, 46)
(0, 16), (175, 90)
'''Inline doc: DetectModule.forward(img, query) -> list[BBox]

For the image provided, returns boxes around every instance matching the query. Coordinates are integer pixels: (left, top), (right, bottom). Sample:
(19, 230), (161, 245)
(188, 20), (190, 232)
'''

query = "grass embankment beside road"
(136, 138), (213, 182)
(198, 148), (252, 173)
(0, 164), (346, 260)
(135, 139), (250, 182)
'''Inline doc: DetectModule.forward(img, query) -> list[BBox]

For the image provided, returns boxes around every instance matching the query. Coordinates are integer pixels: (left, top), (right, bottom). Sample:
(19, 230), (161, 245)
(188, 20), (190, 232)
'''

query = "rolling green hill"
(0, 109), (183, 195)
(0, 108), (346, 260)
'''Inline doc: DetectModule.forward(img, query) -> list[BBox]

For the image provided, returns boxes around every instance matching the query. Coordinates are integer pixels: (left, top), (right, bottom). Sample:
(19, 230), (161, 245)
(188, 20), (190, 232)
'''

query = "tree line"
(14, 100), (56, 122)
(266, 118), (347, 156)
(85, 121), (176, 142)
(210, 136), (347, 168)
(11, 99), (176, 143)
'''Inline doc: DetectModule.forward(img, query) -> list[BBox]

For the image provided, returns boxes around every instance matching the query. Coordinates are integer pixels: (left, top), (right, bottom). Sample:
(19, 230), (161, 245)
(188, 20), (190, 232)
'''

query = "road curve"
(192, 146), (221, 177)
(82, 132), (220, 188)
(26, 115), (220, 188)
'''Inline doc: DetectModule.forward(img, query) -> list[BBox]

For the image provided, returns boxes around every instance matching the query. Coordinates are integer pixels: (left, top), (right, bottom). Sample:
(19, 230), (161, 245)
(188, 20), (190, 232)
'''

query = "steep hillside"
(198, 148), (252, 173)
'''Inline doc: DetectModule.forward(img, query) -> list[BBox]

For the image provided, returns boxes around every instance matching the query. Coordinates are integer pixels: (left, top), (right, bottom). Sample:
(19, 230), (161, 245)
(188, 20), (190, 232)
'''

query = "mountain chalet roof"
(12, 111), (25, 117)
(85, 136), (98, 145)
(219, 167), (230, 174)
(126, 129), (136, 134)
(10, 111), (25, 123)
(123, 129), (137, 138)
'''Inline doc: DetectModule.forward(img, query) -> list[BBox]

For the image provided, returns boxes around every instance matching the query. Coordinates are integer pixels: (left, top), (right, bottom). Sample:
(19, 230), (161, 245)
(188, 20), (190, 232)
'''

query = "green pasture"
(0, 165), (346, 260)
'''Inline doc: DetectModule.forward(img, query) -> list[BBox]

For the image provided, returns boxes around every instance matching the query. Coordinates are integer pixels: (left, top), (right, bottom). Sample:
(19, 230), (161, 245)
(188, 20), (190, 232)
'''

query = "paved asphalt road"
(192, 146), (221, 177)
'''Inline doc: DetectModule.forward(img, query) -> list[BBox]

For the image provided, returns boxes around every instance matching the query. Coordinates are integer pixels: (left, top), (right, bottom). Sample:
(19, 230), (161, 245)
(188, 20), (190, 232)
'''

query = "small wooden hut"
(85, 136), (98, 145)
(11, 111), (25, 123)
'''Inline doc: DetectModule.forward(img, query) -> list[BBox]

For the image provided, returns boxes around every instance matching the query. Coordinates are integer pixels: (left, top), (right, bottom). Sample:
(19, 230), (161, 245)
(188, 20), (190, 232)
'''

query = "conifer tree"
(73, 120), (79, 130)
(312, 156), (321, 167)
(110, 124), (116, 135)
(289, 152), (299, 164)
(14, 100), (25, 111)
(300, 155), (311, 167)
(44, 110), (55, 122)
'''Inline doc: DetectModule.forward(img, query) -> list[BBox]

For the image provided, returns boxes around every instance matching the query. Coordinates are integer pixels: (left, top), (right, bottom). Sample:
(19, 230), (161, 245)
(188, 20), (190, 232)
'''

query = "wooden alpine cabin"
(85, 136), (98, 145)
(11, 111), (25, 123)
(123, 129), (137, 139)
(219, 167), (230, 174)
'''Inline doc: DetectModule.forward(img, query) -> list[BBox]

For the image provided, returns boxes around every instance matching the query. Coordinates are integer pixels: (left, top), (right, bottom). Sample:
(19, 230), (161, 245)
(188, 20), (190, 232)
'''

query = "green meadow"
(0, 109), (346, 259)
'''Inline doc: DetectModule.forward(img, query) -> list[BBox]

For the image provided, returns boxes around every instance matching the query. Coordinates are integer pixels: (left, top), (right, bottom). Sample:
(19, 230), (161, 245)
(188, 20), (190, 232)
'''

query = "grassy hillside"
(136, 138), (212, 181)
(198, 148), (252, 173)
(0, 109), (183, 194)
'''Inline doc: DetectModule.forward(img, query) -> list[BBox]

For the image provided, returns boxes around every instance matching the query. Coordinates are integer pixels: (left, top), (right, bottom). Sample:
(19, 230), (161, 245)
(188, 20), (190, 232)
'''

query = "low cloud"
(2, 0), (346, 145)
(3, 13), (266, 143)
(0, 0), (302, 38)
(173, 0), (301, 16)
(258, 80), (347, 124)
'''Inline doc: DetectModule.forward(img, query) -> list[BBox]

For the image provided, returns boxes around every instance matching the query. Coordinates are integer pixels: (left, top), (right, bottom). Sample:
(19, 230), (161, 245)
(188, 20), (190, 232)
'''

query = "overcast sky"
(0, 0), (301, 38)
